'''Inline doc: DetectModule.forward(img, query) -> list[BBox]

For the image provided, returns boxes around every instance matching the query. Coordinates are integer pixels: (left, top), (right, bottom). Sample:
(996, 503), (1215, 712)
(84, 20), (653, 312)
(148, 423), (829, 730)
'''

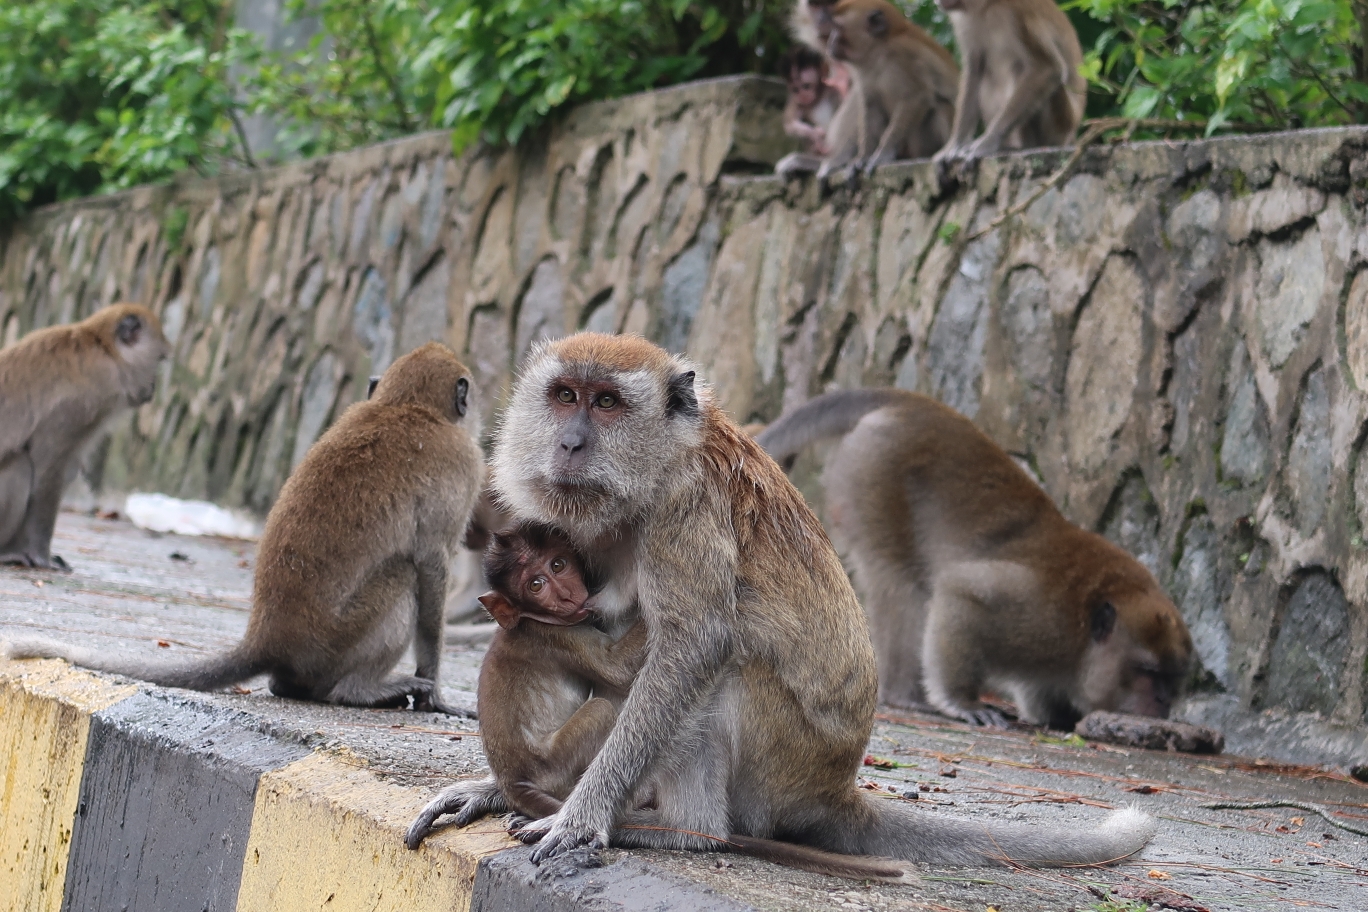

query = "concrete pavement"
(1, 512), (1365, 911)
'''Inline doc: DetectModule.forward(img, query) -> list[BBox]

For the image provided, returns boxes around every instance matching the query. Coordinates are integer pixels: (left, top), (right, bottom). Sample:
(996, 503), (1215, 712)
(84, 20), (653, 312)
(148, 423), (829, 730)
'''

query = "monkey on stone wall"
(933, 0), (1085, 170)
(4, 342), (483, 714)
(758, 388), (1193, 729)
(412, 332), (1156, 870)
(0, 303), (169, 571)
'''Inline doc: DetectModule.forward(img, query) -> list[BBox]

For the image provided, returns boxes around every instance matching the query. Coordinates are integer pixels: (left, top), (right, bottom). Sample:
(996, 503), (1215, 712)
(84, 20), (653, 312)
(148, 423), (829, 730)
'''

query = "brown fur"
(758, 388), (1193, 728)
(419, 332), (1155, 870)
(0, 303), (169, 570)
(5, 343), (483, 713)
(933, 0), (1085, 168)
(821, 0), (959, 174)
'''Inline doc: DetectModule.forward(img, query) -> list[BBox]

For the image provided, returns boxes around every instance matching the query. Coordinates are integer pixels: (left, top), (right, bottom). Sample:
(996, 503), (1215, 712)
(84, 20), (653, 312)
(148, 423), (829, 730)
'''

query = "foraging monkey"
(4, 343), (483, 714)
(413, 332), (1155, 869)
(819, 0), (959, 176)
(757, 389), (1193, 729)
(408, 522), (919, 882)
(782, 44), (841, 156)
(933, 0), (1085, 169)
(0, 303), (169, 570)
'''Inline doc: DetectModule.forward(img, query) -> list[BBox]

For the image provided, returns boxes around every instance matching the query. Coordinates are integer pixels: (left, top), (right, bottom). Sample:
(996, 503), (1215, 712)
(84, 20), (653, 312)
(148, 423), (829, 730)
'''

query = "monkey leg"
(0, 451), (34, 557)
(0, 444), (71, 570)
(405, 776), (509, 849)
(920, 568), (1012, 728)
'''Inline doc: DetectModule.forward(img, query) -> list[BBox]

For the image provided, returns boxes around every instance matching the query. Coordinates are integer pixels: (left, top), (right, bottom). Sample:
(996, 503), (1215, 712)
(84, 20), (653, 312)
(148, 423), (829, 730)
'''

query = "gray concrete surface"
(3, 512), (1367, 911)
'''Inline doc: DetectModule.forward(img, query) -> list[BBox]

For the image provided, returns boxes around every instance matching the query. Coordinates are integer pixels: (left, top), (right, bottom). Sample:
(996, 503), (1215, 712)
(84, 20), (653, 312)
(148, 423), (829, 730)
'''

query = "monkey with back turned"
(4, 342), (483, 714)
(758, 388), (1193, 729)
(412, 332), (1156, 869)
(0, 303), (169, 570)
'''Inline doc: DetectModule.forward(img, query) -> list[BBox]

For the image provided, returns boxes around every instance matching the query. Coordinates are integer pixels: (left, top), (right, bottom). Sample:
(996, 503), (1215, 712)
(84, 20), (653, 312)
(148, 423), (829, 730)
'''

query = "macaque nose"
(560, 431), (585, 454)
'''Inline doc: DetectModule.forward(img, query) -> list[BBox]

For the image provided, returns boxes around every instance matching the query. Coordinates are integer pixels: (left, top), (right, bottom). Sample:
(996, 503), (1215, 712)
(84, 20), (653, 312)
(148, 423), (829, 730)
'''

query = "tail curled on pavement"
(2, 635), (264, 692)
(756, 389), (911, 463)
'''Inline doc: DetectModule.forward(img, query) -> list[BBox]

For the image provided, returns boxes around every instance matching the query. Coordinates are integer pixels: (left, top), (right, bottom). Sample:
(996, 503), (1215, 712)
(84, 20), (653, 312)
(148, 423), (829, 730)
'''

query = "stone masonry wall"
(3, 75), (1368, 756)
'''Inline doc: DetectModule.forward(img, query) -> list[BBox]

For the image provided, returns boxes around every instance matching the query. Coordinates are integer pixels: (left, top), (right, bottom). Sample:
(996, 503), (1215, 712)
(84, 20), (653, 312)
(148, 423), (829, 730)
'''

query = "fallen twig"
(1201, 800), (1368, 837)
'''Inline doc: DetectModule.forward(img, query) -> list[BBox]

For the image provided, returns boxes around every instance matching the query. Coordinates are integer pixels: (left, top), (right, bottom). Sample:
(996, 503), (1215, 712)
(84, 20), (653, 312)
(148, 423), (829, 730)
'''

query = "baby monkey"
(406, 524), (910, 883)
(782, 44), (841, 156)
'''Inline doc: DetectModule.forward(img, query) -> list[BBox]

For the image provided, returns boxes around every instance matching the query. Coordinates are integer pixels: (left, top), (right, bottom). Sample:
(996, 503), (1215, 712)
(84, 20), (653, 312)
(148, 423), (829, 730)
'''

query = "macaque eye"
(595, 392), (617, 409)
(528, 577), (545, 593)
(556, 388), (576, 404)
(550, 557), (567, 573)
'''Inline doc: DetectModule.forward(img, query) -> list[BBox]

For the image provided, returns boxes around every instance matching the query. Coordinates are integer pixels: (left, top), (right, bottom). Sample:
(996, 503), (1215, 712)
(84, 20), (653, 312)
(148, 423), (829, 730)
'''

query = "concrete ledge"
(0, 659), (525, 912)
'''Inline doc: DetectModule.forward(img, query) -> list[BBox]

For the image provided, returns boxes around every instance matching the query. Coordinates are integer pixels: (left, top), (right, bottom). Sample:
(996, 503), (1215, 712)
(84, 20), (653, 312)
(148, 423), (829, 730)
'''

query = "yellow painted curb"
(0, 659), (137, 912)
(236, 751), (517, 912)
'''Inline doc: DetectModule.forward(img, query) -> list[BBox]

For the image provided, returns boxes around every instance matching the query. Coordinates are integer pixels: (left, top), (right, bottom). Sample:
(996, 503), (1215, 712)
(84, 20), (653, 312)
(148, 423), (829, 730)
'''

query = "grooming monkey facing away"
(4, 343), (483, 714)
(0, 303), (169, 570)
(406, 522), (913, 883)
(933, 0), (1085, 169)
(758, 389), (1193, 729)
(411, 332), (1155, 869)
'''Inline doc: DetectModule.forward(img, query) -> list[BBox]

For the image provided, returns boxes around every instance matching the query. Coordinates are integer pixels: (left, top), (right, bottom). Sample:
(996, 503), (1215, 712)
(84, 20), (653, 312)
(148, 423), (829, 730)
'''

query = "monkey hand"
(412, 680), (473, 716)
(950, 705), (1011, 728)
(405, 777), (508, 849)
(520, 807), (610, 862)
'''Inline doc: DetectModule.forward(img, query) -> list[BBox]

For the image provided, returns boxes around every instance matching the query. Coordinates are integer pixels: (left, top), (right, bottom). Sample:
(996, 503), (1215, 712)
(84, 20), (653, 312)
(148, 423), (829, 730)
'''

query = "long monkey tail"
(853, 796), (1156, 867)
(756, 388), (913, 463)
(726, 834), (918, 884)
(2, 635), (266, 692)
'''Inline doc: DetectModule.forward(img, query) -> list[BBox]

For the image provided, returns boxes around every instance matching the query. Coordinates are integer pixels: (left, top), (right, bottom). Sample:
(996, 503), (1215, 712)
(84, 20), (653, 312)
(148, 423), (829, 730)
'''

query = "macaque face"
(546, 379), (626, 479)
(1081, 593), (1193, 718)
(518, 546), (591, 623)
(790, 66), (823, 109)
(827, 6), (884, 63)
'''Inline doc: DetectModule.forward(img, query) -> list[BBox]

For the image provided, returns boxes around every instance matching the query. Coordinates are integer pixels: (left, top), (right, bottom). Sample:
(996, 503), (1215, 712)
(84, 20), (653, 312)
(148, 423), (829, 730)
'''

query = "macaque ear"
(1090, 601), (1117, 642)
(367, 376), (381, 399)
(867, 9), (887, 36)
(479, 592), (521, 630)
(455, 377), (470, 417)
(667, 370), (698, 417)
(115, 314), (143, 346)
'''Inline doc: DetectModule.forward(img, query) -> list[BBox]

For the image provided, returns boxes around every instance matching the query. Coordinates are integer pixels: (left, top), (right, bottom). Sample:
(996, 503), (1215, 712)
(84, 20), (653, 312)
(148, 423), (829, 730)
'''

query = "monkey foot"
(0, 551), (71, 572)
(405, 778), (507, 849)
(413, 693), (472, 717)
(954, 706), (1011, 728)
(521, 812), (609, 863)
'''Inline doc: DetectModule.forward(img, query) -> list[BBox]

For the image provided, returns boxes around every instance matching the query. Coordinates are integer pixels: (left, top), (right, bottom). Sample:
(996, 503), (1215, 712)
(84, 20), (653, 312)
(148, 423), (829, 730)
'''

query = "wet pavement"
(2, 512), (1365, 911)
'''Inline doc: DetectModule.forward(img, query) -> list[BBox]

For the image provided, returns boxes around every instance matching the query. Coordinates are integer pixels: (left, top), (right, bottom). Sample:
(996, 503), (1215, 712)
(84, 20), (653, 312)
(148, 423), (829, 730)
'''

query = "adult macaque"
(933, 0), (1085, 169)
(4, 343), (483, 714)
(409, 522), (920, 882)
(819, 0), (958, 177)
(415, 332), (1154, 869)
(782, 45), (841, 156)
(0, 303), (169, 570)
(758, 389), (1193, 729)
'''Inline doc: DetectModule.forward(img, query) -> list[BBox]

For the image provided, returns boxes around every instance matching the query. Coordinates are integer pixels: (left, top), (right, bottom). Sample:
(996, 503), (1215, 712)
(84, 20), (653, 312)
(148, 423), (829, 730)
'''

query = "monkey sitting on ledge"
(406, 522), (915, 882)
(758, 388), (1193, 729)
(4, 343), (483, 714)
(411, 332), (1154, 870)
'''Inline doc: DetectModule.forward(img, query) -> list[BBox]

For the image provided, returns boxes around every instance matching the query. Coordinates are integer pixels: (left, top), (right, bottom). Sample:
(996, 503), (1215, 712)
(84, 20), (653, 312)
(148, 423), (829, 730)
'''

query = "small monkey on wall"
(782, 44), (842, 156)
(4, 343), (483, 714)
(933, 0), (1086, 169)
(759, 388), (1193, 729)
(0, 303), (169, 570)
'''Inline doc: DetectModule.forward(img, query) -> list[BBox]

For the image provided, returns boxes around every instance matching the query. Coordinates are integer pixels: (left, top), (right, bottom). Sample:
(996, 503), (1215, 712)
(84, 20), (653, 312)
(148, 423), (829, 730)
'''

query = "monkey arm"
(936, 51), (984, 160)
(412, 553), (464, 714)
(525, 507), (737, 861)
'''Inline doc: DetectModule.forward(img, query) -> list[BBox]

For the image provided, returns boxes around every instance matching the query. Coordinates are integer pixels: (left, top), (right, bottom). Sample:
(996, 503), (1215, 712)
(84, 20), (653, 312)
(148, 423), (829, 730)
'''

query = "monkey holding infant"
(409, 332), (1154, 873)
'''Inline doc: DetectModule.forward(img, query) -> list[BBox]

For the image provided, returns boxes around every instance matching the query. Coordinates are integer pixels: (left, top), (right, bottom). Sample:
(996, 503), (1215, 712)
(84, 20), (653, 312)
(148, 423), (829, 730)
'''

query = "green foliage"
(1068, 0), (1368, 132)
(246, 0), (794, 157)
(0, 0), (252, 221)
